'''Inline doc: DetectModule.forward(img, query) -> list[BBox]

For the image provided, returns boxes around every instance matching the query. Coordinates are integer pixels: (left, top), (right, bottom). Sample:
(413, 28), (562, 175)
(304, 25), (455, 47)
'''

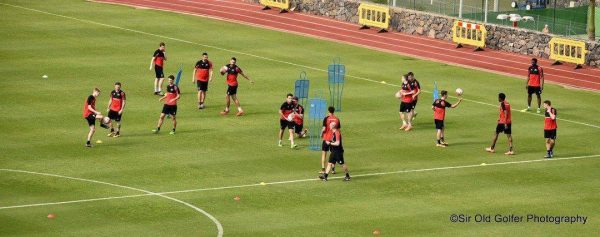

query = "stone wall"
(554, 0), (600, 8)
(247, 0), (600, 67)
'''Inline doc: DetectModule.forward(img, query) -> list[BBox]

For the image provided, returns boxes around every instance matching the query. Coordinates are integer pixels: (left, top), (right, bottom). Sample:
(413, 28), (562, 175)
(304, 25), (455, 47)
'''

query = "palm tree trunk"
(589, 0), (596, 41)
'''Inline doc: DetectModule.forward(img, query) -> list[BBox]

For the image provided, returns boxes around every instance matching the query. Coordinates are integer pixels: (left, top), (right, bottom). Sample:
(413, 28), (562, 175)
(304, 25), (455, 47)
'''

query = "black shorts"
(294, 123), (304, 134)
(328, 151), (345, 165)
(434, 119), (444, 129)
(412, 99), (418, 109)
(155, 66), (164, 79)
(544, 129), (557, 139)
(528, 86), (541, 95)
(280, 119), (294, 129)
(400, 102), (413, 113)
(108, 110), (122, 122)
(85, 114), (96, 126)
(227, 85), (238, 95)
(162, 105), (177, 115)
(321, 140), (330, 151)
(496, 123), (512, 134)
(197, 81), (209, 91)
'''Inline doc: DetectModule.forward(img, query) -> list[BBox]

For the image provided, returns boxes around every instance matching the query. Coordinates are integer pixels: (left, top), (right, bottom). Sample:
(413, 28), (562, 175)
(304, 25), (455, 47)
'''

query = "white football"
(395, 91), (401, 98)
(455, 88), (464, 96)
(102, 117), (110, 124)
(287, 114), (294, 122)
(220, 66), (227, 75)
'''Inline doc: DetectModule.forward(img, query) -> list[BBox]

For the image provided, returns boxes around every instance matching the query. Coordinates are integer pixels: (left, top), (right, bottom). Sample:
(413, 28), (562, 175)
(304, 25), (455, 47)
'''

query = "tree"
(589, 0), (596, 41)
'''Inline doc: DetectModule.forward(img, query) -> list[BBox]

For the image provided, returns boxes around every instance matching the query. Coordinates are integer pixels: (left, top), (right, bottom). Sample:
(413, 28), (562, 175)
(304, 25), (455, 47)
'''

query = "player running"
(486, 93), (514, 155)
(543, 100), (557, 158)
(319, 122), (351, 181)
(106, 82), (126, 137)
(149, 42), (167, 96)
(320, 106), (340, 174)
(153, 75), (180, 135)
(83, 88), (110, 147)
(292, 96), (307, 138)
(219, 57), (254, 116)
(407, 72), (421, 120)
(522, 58), (544, 113)
(278, 93), (297, 148)
(432, 90), (462, 147)
(193, 52), (213, 109)
(396, 75), (415, 131)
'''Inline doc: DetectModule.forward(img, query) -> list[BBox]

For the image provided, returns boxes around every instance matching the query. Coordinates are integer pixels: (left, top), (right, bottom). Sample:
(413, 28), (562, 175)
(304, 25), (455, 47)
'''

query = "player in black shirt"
(278, 93), (297, 148)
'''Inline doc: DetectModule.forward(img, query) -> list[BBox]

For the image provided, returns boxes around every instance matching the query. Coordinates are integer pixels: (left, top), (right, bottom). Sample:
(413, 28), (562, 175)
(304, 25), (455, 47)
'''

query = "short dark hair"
(499, 93), (506, 101)
(159, 42), (165, 47)
(115, 82), (121, 86)
(407, 72), (414, 76)
(287, 93), (293, 97)
(440, 90), (448, 96)
(168, 75), (175, 80)
(202, 52), (208, 56)
(543, 100), (551, 106)
(328, 106), (335, 113)
(93, 88), (101, 92)
(292, 96), (299, 101)
(231, 57), (237, 61)
(531, 58), (537, 63)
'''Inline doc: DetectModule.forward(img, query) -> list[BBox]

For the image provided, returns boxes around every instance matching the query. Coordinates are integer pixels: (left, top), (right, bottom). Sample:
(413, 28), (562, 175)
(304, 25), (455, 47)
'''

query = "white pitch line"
(2, 2), (598, 129)
(1, 154), (599, 210)
(0, 169), (223, 237)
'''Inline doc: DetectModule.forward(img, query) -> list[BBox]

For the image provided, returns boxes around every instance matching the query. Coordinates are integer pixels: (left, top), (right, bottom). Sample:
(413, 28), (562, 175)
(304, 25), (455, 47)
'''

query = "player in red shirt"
(83, 88), (110, 147)
(319, 121), (351, 181)
(192, 52), (213, 109)
(152, 75), (180, 135)
(523, 58), (544, 113)
(396, 75), (415, 131)
(320, 106), (340, 174)
(292, 96), (307, 138)
(149, 42), (167, 96)
(486, 93), (514, 155)
(278, 93), (297, 148)
(432, 90), (462, 147)
(106, 82), (126, 137)
(219, 57), (254, 116)
(543, 100), (557, 158)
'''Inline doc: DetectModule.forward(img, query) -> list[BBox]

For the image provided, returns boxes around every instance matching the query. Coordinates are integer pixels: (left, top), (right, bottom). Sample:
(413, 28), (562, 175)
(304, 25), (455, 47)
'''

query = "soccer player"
(523, 58), (544, 113)
(292, 96), (307, 138)
(407, 72), (421, 119)
(320, 106), (340, 174)
(319, 122), (351, 182)
(278, 93), (297, 148)
(149, 42), (167, 96)
(106, 82), (126, 137)
(219, 57), (254, 116)
(153, 75), (180, 135)
(486, 93), (514, 155)
(193, 52), (213, 109)
(397, 75), (415, 131)
(432, 90), (462, 147)
(83, 88), (110, 147)
(543, 100), (557, 158)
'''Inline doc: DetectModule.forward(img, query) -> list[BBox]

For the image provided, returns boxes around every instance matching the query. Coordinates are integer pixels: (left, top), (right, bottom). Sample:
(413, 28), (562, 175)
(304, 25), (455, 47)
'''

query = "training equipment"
(294, 72), (310, 106)
(394, 91), (401, 99)
(42, 75), (48, 79)
(307, 90), (327, 151)
(96, 140), (103, 144)
(175, 65), (183, 86)
(432, 81), (440, 101)
(220, 66), (227, 75)
(380, 81), (386, 84)
(233, 196), (241, 201)
(47, 214), (55, 219)
(328, 58), (345, 112)
(260, 182), (266, 185)
(455, 88), (463, 96)
(260, 0), (290, 13)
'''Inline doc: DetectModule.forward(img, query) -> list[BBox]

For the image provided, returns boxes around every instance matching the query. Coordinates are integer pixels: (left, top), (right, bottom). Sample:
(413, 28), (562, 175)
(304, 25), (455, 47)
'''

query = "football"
(220, 66), (227, 75)
(287, 113), (294, 122)
(102, 116), (111, 125)
(395, 91), (401, 98)
(455, 88), (463, 96)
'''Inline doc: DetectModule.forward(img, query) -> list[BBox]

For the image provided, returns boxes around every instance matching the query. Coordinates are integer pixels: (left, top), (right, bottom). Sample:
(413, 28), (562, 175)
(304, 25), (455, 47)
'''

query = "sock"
(156, 127), (161, 131)
(237, 107), (242, 112)
(509, 146), (513, 151)
(321, 167), (325, 171)
(402, 120), (407, 126)
(491, 145), (495, 149)
(86, 140), (91, 145)
(441, 137), (445, 142)
(172, 128), (176, 132)
(324, 173), (329, 179)
(224, 107), (229, 112)
(278, 140), (282, 144)
(437, 139), (441, 144)
(345, 173), (350, 178)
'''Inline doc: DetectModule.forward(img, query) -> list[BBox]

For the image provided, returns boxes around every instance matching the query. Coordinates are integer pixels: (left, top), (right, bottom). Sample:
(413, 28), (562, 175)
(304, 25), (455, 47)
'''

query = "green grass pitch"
(1, 0), (599, 236)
